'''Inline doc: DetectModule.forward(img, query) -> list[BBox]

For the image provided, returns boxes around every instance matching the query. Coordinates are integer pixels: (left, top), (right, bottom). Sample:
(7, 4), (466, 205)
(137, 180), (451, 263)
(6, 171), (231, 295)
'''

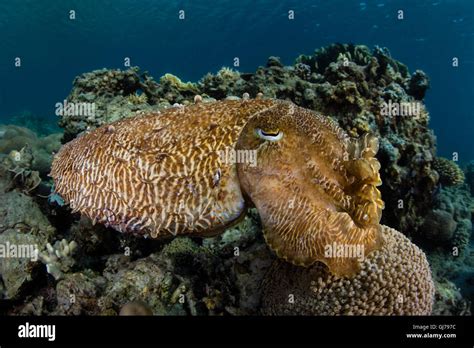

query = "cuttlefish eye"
(256, 128), (283, 141)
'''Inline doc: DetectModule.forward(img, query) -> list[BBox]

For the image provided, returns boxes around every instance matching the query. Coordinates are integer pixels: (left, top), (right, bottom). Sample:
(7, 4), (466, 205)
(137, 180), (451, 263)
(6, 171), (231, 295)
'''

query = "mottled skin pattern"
(51, 99), (384, 276)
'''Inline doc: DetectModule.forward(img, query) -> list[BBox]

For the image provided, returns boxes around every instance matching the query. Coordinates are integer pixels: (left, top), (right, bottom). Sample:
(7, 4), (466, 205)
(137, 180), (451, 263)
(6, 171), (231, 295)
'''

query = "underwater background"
(0, 0), (473, 160)
(0, 0), (473, 316)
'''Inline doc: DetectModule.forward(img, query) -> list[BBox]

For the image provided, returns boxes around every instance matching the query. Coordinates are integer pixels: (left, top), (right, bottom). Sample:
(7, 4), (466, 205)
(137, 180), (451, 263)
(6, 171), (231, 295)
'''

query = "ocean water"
(0, 0), (473, 161)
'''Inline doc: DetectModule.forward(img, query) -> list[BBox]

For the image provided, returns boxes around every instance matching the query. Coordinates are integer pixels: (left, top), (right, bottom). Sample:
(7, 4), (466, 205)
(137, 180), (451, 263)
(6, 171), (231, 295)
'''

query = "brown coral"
(260, 225), (435, 315)
(432, 157), (465, 186)
(51, 99), (384, 276)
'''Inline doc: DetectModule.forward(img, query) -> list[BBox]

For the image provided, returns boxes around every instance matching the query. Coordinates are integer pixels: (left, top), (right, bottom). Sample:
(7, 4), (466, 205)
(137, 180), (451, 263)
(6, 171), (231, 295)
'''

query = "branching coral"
(39, 239), (78, 280)
(260, 225), (435, 315)
(200, 67), (243, 99)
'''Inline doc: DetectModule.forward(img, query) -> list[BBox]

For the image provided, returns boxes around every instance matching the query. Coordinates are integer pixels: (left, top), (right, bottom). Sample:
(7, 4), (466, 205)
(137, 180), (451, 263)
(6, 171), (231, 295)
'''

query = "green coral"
(159, 73), (199, 93)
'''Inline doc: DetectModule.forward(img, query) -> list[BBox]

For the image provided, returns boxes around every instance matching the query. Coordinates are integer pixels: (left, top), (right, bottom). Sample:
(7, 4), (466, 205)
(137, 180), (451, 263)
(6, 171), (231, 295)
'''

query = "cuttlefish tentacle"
(51, 99), (384, 276)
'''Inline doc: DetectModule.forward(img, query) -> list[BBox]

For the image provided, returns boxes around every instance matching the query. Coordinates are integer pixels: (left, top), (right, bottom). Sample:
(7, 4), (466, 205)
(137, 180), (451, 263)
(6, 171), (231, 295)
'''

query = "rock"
(53, 270), (106, 315)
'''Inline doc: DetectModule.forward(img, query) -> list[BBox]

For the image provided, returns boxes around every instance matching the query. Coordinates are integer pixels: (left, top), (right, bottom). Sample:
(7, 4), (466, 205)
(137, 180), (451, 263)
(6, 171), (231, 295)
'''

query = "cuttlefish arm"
(236, 102), (384, 277)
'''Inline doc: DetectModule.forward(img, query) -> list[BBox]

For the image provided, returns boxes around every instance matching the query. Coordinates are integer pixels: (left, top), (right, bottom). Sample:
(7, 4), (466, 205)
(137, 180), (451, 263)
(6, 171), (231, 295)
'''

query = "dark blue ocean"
(0, 0), (473, 160)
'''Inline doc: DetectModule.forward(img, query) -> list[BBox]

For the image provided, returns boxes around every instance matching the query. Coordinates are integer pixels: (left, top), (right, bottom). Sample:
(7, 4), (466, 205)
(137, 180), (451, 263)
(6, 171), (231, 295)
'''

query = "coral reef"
(2, 43), (472, 316)
(0, 229), (42, 299)
(0, 170), (56, 299)
(2, 146), (42, 194)
(200, 67), (245, 100)
(433, 157), (465, 186)
(261, 226), (435, 315)
(58, 67), (160, 142)
(157, 73), (200, 103)
(39, 239), (78, 280)
(423, 186), (473, 253)
(1, 188), (274, 315)
(0, 125), (61, 177)
(58, 44), (438, 240)
(420, 209), (457, 243)
(464, 161), (474, 195)
(433, 278), (471, 315)
(127, 91), (148, 105)
(423, 184), (474, 314)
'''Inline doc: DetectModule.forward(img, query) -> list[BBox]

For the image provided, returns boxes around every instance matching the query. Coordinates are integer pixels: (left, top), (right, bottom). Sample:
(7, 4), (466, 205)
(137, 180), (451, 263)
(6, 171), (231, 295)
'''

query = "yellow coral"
(159, 73), (199, 92)
(216, 67), (240, 80)
(433, 157), (465, 186)
(127, 92), (148, 105)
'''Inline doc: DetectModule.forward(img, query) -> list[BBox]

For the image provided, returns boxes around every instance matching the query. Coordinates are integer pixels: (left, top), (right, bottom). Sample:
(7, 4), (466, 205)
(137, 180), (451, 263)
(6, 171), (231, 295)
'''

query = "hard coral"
(0, 125), (61, 177)
(127, 92), (148, 105)
(261, 225), (434, 315)
(433, 157), (465, 186)
(420, 209), (457, 243)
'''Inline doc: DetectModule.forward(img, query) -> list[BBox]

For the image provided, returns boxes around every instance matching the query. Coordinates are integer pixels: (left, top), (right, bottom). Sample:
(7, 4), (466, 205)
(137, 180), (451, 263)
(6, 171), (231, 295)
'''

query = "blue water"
(0, 0), (473, 160)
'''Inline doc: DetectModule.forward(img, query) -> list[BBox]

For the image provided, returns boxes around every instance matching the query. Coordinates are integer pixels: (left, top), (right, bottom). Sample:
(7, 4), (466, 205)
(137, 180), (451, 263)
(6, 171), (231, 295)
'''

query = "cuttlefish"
(51, 98), (384, 276)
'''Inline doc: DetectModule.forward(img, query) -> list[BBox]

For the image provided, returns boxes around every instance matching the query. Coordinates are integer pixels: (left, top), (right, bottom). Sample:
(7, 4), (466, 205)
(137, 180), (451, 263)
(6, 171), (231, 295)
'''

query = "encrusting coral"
(261, 225), (435, 315)
(51, 99), (384, 277)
